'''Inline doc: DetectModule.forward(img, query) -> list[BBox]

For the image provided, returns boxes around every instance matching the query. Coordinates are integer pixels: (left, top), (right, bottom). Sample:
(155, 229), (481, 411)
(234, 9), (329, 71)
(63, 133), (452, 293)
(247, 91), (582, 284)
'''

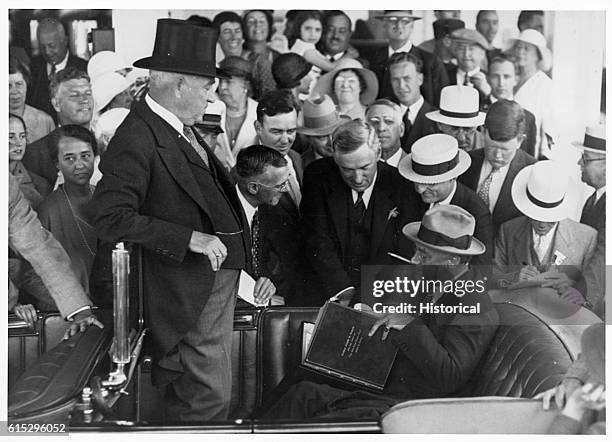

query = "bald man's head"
(37, 18), (68, 65)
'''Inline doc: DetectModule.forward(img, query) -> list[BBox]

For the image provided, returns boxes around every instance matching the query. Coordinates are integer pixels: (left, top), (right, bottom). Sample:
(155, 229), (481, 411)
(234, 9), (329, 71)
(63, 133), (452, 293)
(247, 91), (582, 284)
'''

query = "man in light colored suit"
(493, 161), (597, 306)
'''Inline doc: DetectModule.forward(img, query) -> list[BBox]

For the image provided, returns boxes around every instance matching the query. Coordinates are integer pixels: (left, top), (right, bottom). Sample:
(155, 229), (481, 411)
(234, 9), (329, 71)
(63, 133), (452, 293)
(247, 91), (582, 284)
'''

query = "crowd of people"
(7, 9), (605, 431)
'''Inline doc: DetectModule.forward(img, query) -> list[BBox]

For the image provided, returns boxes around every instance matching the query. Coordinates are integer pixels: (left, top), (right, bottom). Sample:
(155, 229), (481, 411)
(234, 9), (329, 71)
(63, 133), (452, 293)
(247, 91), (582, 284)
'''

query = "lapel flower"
(387, 207), (399, 221)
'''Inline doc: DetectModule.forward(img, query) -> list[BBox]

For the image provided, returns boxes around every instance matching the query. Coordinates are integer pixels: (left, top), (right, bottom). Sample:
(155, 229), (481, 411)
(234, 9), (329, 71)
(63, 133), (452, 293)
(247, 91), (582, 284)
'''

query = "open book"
(300, 302), (398, 391)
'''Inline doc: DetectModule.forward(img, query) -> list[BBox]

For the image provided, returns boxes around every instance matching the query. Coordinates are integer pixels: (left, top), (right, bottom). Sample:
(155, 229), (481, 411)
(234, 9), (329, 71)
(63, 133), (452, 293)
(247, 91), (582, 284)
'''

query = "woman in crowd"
(511, 29), (555, 158)
(242, 10), (280, 100)
(9, 113), (50, 209)
(37, 125), (98, 295)
(9, 56), (55, 144)
(313, 58), (379, 120)
(213, 11), (248, 63)
(215, 56), (259, 169)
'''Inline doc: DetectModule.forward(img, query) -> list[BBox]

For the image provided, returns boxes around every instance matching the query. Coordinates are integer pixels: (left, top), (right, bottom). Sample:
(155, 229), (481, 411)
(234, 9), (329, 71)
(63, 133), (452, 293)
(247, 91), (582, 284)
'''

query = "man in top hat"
(367, 10), (449, 107)
(447, 29), (491, 109)
(300, 118), (421, 302)
(91, 19), (249, 422)
(575, 125), (606, 233)
(399, 134), (493, 265)
(418, 18), (465, 66)
(271, 53), (313, 103)
(261, 204), (498, 419)
(493, 160), (597, 305)
(297, 94), (348, 168)
(387, 52), (437, 153)
(426, 85), (486, 152)
(484, 54), (537, 156)
(27, 17), (88, 123)
(459, 99), (537, 233)
(365, 98), (406, 167)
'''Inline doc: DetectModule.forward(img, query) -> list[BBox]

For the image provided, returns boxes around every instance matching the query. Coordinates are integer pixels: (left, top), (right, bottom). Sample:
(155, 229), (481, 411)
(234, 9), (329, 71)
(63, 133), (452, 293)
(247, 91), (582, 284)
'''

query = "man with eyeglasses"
(23, 67), (94, 187)
(301, 118), (420, 304)
(365, 99), (405, 167)
(368, 10), (449, 107)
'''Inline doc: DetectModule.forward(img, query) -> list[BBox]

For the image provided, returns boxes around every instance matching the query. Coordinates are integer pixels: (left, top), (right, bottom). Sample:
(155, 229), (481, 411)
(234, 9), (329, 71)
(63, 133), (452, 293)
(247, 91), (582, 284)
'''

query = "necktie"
(583, 192), (597, 214)
(49, 63), (56, 78)
(403, 108), (413, 136)
(251, 209), (260, 277)
(477, 167), (499, 209)
(328, 54), (336, 62)
(462, 72), (470, 86)
(287, 168), (302, 207)
(353, 191), (366, 223)
(533, 234), (547, 263)
(183, 126), (209, 167)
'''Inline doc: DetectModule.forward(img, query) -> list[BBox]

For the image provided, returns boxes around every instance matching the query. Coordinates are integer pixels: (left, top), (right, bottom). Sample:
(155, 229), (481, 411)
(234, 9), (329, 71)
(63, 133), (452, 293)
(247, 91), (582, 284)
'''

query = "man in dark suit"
(398, 133), (493, 266)
(386, 52), (437, 153)
(22, 67), (93, 187)
(459, 100), (536, 232)
(91, 19), (248, 422)
(575, 124), (606, 233)
(255, 90), (304, 212)
(300, 119), (421, 302)
(368, 10), (449, 107)
(26, 17), (87, 122)
(484, 54), (537, 157)
(446, 29), (491, 109)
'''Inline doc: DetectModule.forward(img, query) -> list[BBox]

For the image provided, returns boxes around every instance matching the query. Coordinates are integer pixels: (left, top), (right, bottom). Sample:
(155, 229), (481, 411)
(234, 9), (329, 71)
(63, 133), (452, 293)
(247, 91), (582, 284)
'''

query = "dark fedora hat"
(134, 19), (228, 79)
(272, 53), (312, 89)
(219, 56), (253, 82)
(194, 113), (224, 134)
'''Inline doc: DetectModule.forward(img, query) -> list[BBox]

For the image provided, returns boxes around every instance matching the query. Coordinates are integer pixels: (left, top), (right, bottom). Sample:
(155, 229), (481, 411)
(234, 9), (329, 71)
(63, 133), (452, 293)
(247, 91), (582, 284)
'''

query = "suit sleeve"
(492, 222), (520, 287)
(390, 308), (499, 395)
(300, 165), (353, 296)
(92, 126), (193, 262)
(8, 175), (91, 319)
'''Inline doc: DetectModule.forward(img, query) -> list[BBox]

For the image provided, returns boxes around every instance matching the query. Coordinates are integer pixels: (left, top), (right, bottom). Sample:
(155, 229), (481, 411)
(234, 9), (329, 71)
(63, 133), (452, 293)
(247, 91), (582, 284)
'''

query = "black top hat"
(271, 53), (312, 89)
(134, 19), (228, 79)
(433, 18), (465, 39)
(194, 113), (224, 134)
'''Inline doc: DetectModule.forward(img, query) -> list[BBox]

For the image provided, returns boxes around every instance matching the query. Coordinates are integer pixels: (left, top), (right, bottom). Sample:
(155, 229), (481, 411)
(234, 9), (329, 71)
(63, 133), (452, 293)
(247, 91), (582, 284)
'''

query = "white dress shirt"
(284, 153), (302, 205)
(595, 186), (606, 202)
(388, 41), (413, 56)
(351, 172), (377, 208)
(399, 95), (424, 125)
(531, 223), (558, 263)
(456, 67), (481, 87)
(383, 148), (403, 168)
(477, 159), (511, 213)
(47, 51), (69, 76)
(145, 94), (190, 143)
(235, 184), (257, 230)
(430, 181), (457, 209)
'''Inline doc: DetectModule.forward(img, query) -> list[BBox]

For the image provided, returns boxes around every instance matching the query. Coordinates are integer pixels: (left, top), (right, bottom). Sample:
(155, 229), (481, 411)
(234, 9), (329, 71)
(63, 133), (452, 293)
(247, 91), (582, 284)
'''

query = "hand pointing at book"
(369, 313), (416, 340)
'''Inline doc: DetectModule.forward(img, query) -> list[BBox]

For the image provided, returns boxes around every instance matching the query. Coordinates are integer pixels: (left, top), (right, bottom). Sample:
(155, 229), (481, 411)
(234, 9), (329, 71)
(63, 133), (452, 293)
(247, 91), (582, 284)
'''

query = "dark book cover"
(301, 302), (398, 391)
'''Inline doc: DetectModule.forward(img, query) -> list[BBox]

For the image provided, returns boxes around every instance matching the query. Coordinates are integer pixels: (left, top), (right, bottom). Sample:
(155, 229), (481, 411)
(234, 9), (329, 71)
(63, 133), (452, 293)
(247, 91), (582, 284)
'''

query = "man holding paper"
(493, 161), (597, 305)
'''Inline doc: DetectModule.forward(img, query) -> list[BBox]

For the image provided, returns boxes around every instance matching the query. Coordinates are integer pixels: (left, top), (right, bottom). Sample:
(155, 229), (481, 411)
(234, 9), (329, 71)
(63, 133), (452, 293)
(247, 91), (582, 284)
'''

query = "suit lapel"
(513, 217), (533, 265)
(328, 170), (351, 259)
(494, 152), (522, 219)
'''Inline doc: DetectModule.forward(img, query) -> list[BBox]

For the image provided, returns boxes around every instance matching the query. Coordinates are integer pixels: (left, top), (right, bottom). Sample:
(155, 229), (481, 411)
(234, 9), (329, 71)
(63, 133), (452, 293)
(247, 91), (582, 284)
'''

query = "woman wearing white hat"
(313, 58), (379, 120)
(511, 29), (555, 158)
(493, 160), (597, 306)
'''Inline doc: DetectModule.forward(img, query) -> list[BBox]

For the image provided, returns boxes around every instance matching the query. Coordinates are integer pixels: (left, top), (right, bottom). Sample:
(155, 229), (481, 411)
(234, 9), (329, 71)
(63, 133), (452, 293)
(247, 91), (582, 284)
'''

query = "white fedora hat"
(313, 58), (379, 106)
(510, 29), (552, 72)
(402, 204), (486, 256)
(92, 72), (130, 113)
(398, 134), (471, 184)
(511, 160), (572, 222)
(426, 86), (486, 127)
(87, 51), (132, 81)
(572, 124), (606, 155)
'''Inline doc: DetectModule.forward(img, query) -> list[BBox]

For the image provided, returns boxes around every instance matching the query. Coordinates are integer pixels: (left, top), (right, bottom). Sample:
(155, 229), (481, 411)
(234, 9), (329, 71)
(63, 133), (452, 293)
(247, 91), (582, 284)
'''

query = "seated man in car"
(259, 205), (499, 420)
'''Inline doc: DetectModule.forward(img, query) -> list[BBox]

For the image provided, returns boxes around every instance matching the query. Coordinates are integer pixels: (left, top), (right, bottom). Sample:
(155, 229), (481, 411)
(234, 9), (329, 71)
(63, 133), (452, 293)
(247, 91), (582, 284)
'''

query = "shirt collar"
(532, 223), (558, 241)
(596, 186), (606, 201)
(384, 148), (403, 168)
(389, 41), (412, 56)
(235, 184), (258, 229)
(351, 172), (378, 208)
(48, 51), (69, 75)
(459, 67), (481, 77)
(399, 95), (424, 124)
(145, 94), (188, 140)
(430, 180), (457, 208)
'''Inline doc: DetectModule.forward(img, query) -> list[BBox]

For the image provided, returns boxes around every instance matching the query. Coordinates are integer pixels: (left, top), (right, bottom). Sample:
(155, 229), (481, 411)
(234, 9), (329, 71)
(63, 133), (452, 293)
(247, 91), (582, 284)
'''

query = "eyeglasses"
(581, 153), (605, 164)
(384, 17), (414, 27)
(250, 179), (290, 192)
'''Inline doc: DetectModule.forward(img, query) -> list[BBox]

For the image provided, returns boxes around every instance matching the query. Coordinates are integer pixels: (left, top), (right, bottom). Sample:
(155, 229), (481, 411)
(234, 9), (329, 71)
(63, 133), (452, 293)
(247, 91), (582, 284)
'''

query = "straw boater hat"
(511, 160), (572, 222)
(313, 58), (379, 106)
(375, 10), (422, 21)
(402, 204), (486, 256)
(572, 124), (606, 155)
(426, 85), (486, 127)
(297, 95), (348, 136)
(87, 51), (132, 81)
(510, 29), (552, 72)
(134, 19), (228, 79)
(398, 134), (471, 184)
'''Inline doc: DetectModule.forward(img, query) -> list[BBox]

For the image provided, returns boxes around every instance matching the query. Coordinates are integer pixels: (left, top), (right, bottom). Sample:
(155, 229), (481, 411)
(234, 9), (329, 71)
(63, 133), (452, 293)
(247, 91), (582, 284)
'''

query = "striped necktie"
(183, 126), (209, 167)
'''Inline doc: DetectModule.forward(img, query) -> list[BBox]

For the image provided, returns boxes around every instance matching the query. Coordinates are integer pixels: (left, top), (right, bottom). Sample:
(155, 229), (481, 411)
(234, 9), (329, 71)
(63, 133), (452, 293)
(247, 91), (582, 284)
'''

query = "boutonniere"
(553, 251), (567, 266)
(387, 207), (399, 221)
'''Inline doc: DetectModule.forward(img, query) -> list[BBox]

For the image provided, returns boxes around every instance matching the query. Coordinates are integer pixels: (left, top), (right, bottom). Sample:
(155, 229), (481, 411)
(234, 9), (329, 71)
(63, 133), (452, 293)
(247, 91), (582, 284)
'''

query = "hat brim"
(426, 110), (486, 127)
(451, 37), (489, 51)
(134, 56), (229, 79)
(375, 14), (422, 21)
(313, 66), (379, 106)
(509, 38), (552, 71)
(511, 166), (572, 222)
(298, 119), (345, 136)
(398, 149), (471, 184)
(571, 141), (607, 155)
(402, 222), (486, 256)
